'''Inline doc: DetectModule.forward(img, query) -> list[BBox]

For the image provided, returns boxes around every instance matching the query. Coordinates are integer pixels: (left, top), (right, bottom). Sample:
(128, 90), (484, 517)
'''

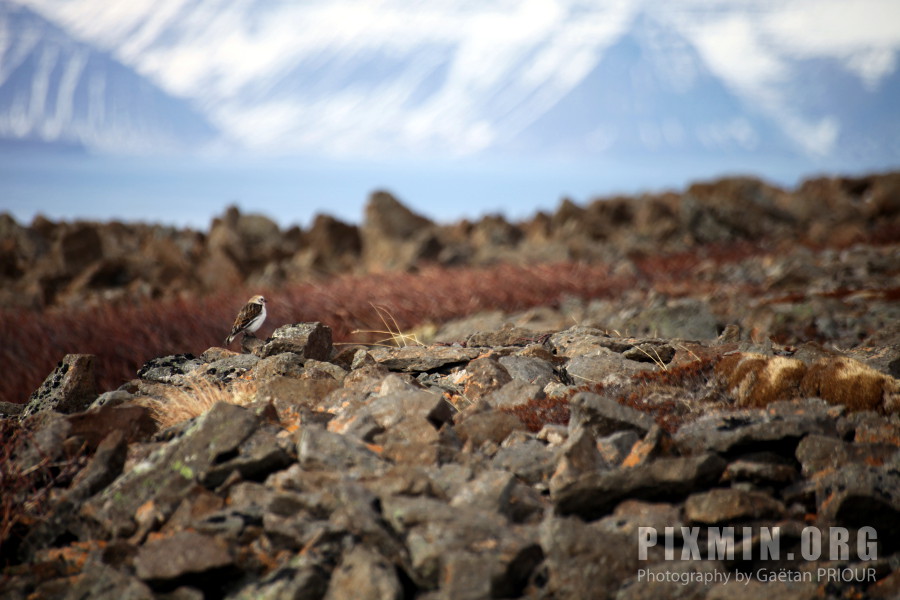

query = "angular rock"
(254, 322), (333, 360)
(684, 488), (786, 524)
(256, 376), (342, 416)
(564, 348), (654, 386)
(467, 325), (544, 348)
(253, 352), (307, 380)
(137, 354), (204, 385)
(297, 426), (386, 474)
(483, 379), (543, 409)
(66, 404), (157, 451)
(325, 546), (402, 600)
(620, 425), (676, 468)
(88, 389), (136, 410)
(552, 453), (727, 520)
(229, 556), (327, 600)
(674, 399), (842, 457)
(492, 438), (558, 485)
(0, 400), (24, 417)
(549, 425), (607, 493)
(596, 430), (641, 465)
(796, 434), (899, 476)
(55, 561), (155, 600)
(568, 391), (655, 438)
(449, 469), (516, 515)
(203, 424), (295, 487)
(549, 326), (614, 358)
(815, 464), (900, 549)
(540, 516), (637, 599)
(18, 430), (129, 561)
(23, 354), (98, 418)
(622, 342), (676, 365)
(384, 496), (542, 594)
(498, 354), (556, 387)
(722, 459), (798, 486)
(134, 530), (234, 585)
(463, 357), (512, 401)
(454, 409), (527, 448)
(198, 353), (259, 383)
(82, 403), (261, 537)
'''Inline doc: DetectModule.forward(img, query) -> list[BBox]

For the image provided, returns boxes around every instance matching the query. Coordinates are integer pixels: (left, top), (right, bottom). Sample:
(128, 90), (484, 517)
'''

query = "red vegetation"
(502, 395), (572, 433)
(2, 262), (633, 405)
(625, 357), (723, 432)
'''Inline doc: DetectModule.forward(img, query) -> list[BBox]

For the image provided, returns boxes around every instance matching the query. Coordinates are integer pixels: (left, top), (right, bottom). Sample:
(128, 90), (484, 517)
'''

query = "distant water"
(0, 150), (879, 230)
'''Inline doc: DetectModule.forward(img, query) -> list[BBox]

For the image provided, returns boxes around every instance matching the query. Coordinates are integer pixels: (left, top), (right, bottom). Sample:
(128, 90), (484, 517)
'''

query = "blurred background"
(1, 0), (899, 228)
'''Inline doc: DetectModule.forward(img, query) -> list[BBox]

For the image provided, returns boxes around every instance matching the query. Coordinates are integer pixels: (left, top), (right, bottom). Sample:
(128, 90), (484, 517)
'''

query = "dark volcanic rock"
(324, 545), (402, 600)
(370, 345), (482, 372)
(552, 453), (727, 520)
(298, 426), (386, 474)
(254, 322), (333, 360)
(499, 354), (557, 387)
(137, 354), (203, 384)
(82, 402), (262, 537)
(540, 516), (637, 600)
(684, 488), (786, 524)
(674, 399), (842, 457)
(8, 309), (900, 599)
(23, 353), (98, 418)
(66, 404), (157, 450)
(463, 357), (513, 401)
(815, 463), (900, 553)
(134, 530), (234, 586)
(568, 391), (655, 438)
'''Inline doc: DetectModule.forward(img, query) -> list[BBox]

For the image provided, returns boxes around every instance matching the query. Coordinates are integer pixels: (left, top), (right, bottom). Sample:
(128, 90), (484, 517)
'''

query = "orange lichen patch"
(33, 540), (108, 573)
(716, 353), (807, 408)
(800, 356), (899, 412)
(365, 443), (384, 455)
(621, 440), (652, 468)
(854, 423), (900, 446)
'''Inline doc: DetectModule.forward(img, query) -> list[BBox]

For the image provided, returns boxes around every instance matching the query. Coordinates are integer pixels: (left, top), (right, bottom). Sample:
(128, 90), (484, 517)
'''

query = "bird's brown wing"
(230, 301), (263, 336)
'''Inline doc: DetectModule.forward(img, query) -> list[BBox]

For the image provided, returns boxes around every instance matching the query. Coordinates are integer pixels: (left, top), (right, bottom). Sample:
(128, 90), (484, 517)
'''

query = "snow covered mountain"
(2, 0), (899, 166)
(0, 2), (216, 153)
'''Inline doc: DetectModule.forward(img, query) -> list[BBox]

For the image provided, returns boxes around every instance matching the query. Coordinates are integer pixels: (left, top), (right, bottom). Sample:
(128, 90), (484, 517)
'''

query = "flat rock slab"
(674, 399), (843, 456)
(370, 345), (483, 372)
(552, 453), (727, 520)
(684, 488), (786, 524)
(135, 530), (233, 583)
(569, 391), (655, 437)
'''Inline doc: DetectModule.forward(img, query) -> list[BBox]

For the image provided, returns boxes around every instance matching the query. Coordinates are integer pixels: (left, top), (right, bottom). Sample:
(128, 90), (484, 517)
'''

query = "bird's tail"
(224, 334), (235, 346)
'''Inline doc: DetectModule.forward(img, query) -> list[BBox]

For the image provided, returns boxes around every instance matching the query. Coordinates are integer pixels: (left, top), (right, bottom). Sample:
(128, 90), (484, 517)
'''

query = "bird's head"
(249, 294), (266, 305)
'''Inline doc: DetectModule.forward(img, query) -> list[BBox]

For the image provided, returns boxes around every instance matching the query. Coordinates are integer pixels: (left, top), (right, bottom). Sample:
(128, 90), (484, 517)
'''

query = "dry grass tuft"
(140, 378), (258, 429)
(350, 304), (424, 348)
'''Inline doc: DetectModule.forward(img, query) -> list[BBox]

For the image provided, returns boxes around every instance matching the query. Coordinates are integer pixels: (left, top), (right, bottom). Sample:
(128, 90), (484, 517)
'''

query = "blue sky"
(2, 0), (899, 228)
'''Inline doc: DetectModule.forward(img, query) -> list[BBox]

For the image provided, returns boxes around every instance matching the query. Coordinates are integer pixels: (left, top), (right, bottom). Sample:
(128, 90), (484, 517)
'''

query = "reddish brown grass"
(0, 238), (805, 406)
(2, 262), (633, 405)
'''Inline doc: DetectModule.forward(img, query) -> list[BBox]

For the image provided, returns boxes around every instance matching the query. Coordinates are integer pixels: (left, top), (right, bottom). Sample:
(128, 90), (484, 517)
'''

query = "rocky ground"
(2, 312), (899, 598)
(1, 172), (898, 310)
(1, 170), (900, 598)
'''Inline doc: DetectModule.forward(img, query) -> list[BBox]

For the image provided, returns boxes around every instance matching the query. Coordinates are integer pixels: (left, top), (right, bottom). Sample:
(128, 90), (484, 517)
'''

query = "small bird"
(224, 294), (267, 346)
